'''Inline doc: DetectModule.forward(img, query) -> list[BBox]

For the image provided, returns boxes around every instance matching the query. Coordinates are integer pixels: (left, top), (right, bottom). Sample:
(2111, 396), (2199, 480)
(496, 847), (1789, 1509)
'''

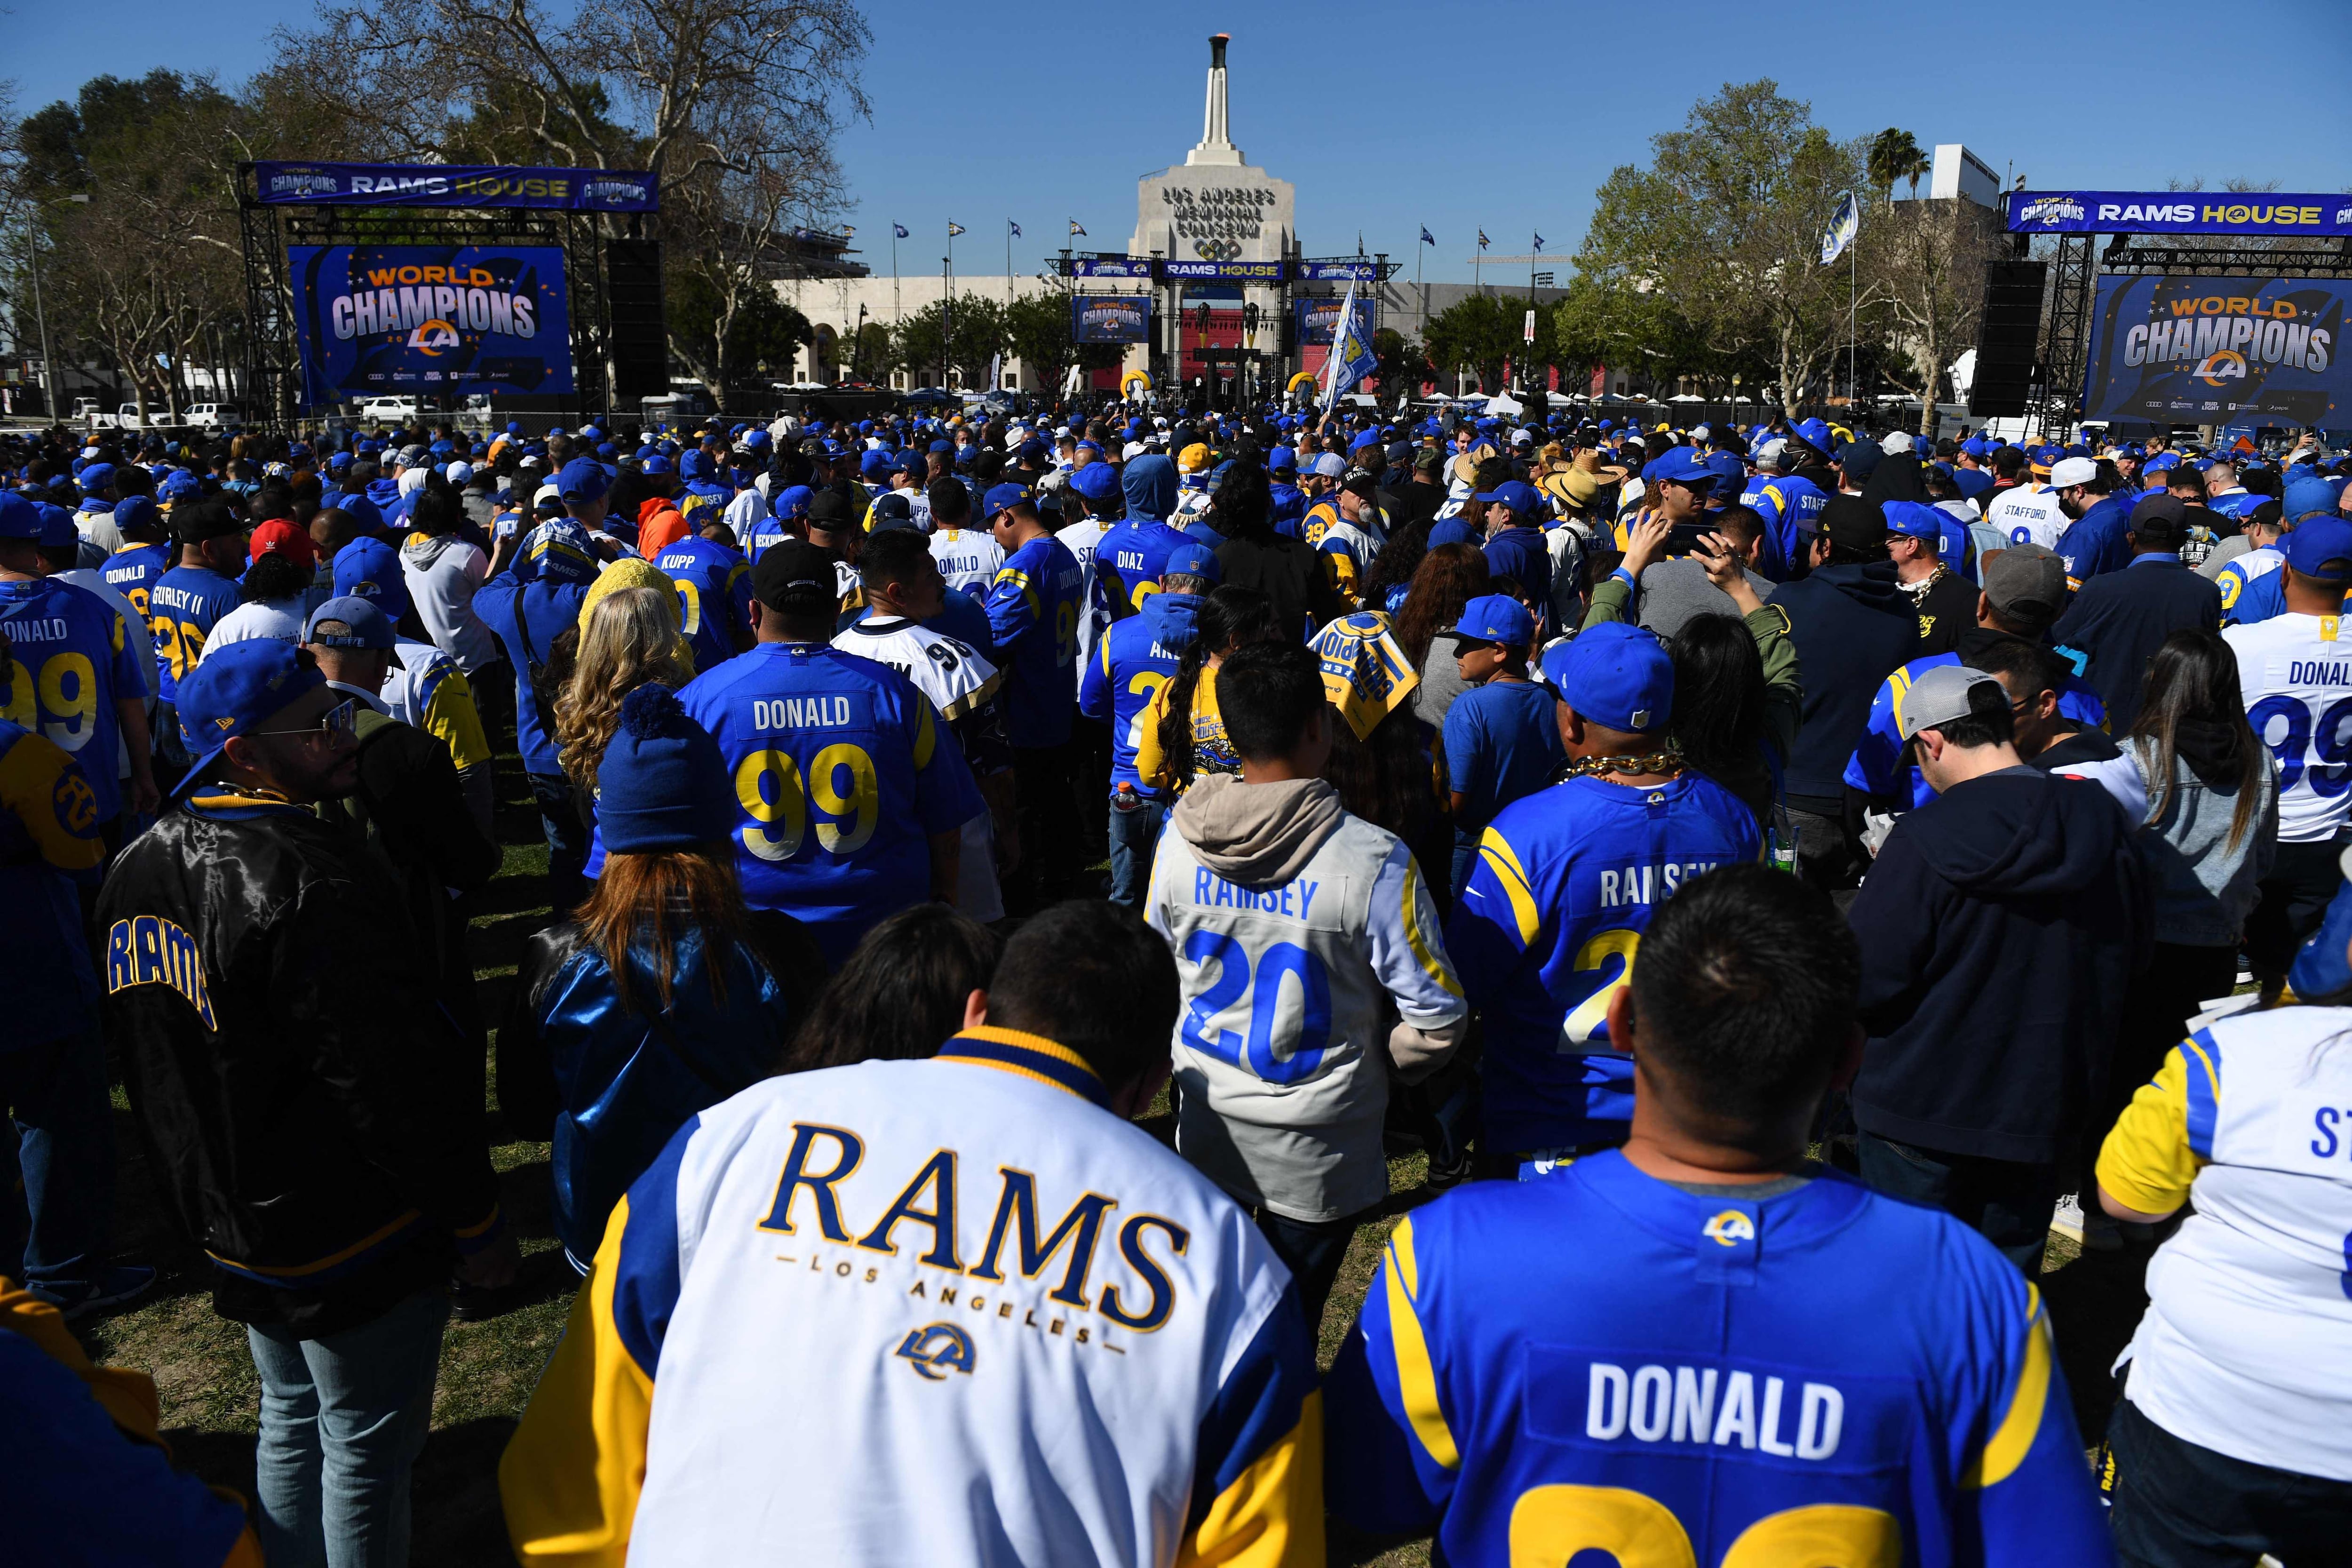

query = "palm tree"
(1867, 128), (1931, 205)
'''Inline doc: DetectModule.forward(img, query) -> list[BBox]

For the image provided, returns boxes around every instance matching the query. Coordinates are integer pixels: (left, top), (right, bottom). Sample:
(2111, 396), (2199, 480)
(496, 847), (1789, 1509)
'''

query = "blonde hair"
(556, 585), (696, 796)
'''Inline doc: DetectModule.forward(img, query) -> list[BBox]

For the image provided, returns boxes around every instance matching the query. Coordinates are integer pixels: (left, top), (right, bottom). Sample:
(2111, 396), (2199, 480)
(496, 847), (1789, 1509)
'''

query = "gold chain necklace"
(1564, 747), (1686, 780)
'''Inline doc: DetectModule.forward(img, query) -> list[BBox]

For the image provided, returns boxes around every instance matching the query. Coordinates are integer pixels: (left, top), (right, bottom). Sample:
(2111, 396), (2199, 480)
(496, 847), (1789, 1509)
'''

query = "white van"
(357, 394), (422, 422)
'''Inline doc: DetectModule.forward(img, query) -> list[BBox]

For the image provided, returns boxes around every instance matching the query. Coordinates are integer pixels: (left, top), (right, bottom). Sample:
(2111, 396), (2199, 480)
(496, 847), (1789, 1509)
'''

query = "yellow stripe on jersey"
(1475, 828), (1542, 946)
(1400, 858), (1464, 999)
(911, 699), (938, 769)
(500, 1195), (656, 1568)
(1175, 1394), (1325, 1568)
(1381, 1217), (1459, 1471)
(421, 667), (493, 775)
(1961, 1282), (2051, 1490)
(2096, 1047), (2204, 1217)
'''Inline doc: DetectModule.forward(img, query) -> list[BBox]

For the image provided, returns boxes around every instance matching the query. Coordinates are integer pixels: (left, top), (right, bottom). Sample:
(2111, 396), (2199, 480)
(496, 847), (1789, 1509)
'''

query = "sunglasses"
(249, 697), (358, 745)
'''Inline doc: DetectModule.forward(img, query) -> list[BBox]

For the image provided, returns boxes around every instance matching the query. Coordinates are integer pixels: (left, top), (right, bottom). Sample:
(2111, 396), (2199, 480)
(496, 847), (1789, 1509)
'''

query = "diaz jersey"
(2224, 611), (2352, 842)
(1448, 773), (1761, 1154)
(0, 577), (146, 823)
(1323, 1154), (2112, 1567)
(147, 565), (242, 703)
(680, 642), (983, 962)
(498, 1034), (1323, 1568)
(654, 536), (753, 675)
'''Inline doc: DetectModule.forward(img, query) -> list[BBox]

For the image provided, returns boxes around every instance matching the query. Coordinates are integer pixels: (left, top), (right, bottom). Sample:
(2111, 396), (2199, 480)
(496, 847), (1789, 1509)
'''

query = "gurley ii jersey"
(499, 1030), (1323, 1568)
(1448, 772), (1760, 1155)
(1323, 1154), (2112, 1567)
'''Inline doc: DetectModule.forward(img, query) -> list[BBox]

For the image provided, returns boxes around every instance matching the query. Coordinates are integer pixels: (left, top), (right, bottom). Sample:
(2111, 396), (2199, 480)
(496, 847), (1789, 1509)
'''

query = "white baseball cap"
(2050, 456), (2098, 488)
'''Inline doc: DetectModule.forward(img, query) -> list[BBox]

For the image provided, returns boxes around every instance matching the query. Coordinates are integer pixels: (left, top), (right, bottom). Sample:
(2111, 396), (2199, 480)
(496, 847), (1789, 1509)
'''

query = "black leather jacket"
(99, 789), (502, 1335)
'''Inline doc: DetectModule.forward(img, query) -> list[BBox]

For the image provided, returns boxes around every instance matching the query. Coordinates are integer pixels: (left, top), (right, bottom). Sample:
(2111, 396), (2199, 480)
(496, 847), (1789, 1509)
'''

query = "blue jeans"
(1856, 1130), (2058, 1272)
(0, 1024), (117, 1298)
(1106, 794), (1168, 907)
(246, 1289), (450, 1568)
(527, 771), (589, 914)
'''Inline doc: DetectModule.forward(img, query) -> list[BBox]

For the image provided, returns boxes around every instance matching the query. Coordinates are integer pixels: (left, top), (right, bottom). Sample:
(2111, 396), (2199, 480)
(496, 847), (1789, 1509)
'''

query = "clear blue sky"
(11, 0), (2348, 282)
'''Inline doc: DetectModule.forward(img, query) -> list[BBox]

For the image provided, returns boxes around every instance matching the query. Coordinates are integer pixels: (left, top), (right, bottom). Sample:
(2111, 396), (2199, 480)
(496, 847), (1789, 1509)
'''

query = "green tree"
(1003, 288), (1120, 395)
(1421, 294), (1524, 394)
(891, 294), (1005, 389)
(665, 266), (810, 403)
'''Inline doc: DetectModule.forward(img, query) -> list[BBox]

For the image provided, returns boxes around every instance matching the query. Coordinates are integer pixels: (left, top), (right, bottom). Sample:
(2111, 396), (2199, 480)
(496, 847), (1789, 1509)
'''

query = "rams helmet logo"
(1703, 1210), (1756, 1248)
(894, 1321), (976, 1381)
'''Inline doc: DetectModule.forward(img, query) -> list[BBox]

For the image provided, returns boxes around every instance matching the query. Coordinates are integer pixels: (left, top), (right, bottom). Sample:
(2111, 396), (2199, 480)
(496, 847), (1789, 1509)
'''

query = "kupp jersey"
(654, 535), (753, 675)
(1323, 1155), (2112, 1567)
(147, 565), (241, 703)
(0, 577), (148, 823)
(1148, 810), (1468, 1223)
(1843, 651), (2108, 808)
(984, 535), (1085, 748)
(498, 1035), (1322, 1568)
(2098, 1007), (2352, 1480)
(679, 642), (983, 963)
(930, 526), (1006, 598)
(102, 542), (172, 629)
(1981, 484), (2068, 550)
(1447, 773), (1761, 1154)
(2223, 611), (2352, 842)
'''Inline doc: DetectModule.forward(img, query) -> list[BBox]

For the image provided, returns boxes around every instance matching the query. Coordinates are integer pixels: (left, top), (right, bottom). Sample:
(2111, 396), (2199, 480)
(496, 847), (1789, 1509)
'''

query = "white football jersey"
(929, 526), (1006, 598)
(1983, 483), (2069, 549)
(2224, 611), (2352, 842)
(1148, 800), (1467, 1223)
(1056, 519), (1114, 666)
(500, 1038), (1323, 1567)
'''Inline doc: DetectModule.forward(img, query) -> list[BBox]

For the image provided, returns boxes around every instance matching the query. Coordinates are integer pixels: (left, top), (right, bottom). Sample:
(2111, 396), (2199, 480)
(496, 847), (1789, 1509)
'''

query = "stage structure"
(1975, 187), (2352, 438)
(237, 160), (666, 427)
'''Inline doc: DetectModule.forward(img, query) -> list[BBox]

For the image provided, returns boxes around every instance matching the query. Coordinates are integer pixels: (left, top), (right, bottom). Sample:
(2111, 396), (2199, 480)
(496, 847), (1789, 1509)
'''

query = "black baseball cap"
(752, 539), (836, 611)
(1816, 493), (1886, 553)
(806, 488), (856, 534)
(174, 498), (245, 545)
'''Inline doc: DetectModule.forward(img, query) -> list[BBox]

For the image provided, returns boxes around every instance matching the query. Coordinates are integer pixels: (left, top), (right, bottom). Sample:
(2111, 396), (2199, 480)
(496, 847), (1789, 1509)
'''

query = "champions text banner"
(255, 161), (656, 212)
(1072, 296), (1151, 344)
(2008, 190), (2352, 237)
(291, 245), (574, 404)
(2081, 275), (2345, 425)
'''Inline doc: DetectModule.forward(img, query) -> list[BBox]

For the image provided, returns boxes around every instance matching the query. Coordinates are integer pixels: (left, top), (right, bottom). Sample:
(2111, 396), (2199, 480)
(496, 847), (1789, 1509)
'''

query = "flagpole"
(1007, 223), (1014, 312)
(1849, 203), (1858, 410)
(892, 231), (901, 327)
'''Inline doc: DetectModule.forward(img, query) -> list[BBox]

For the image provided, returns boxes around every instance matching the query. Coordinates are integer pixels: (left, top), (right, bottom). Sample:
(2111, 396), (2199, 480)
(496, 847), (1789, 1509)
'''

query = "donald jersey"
(1079, 595), (1200, 796)
(103, 541), (172, 629)
(930, 526), (1006, 598)
(2097, 1008), (2352, 1480)
(1843, 652), (2108, 809)
(1981, 484), (2069, 552)
(497, 1035), (1323, 1568)
(2223, 611), (2352, 843)
(147, 565), (242, 704)
(679, 642), (984, 964)
(1322, 1154), (2112, 1567)
(1148, 810), (1467, 1224)
(383, 639), (493, 781)
(0, 577), (148, 824)
(1447, 774), (1761, 1156)
(984, 536), (1086, 749)
(654, 536), (752, 674)
(1739, 473), (1828, 566)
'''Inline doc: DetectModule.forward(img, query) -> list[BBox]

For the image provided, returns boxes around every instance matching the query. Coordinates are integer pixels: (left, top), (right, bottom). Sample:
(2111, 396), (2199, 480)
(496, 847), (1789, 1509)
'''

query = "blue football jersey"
(1842, 651), (2107, 807)
(147, 565), (242, 704)
(1324, 1154), (2113, 1567)
(1078, 593), (1202, 796)
(1096, 519), (1189, 612)
(680, 643), (984, 964)
(1447, 773), (1760, 1154)
(655, 535), (753, 675)
(1740, 474), (1828, 568)
(0, 579), (146, 823)
(102, 542), (172, 630)
(983, 535), (1085, 749)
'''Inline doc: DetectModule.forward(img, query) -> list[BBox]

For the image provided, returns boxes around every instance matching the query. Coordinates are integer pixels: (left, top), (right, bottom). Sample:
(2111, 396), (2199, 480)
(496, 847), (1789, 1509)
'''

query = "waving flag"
(1420, 225), (1436, 246)
(1477, 230), (1490, 250)
(1069, 218), (1088, 237)
(1009, 220), (1022, 238)
(948, 221), (965, 238)
(893, 223), (908, 239)
(1321, 274), (1379, 410)
(1534, 231), (1548, 251)
(1820, 193), (1859, 264)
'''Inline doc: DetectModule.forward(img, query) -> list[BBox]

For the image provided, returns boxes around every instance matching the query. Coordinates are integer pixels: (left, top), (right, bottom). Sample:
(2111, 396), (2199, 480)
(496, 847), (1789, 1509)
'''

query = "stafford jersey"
(654, 536), (752, 674)
(1055, 520), (1114, 667)
(1843, 652), (2108, 808)
(2098, 1009), (2352, 1480)
(1982, 484), (2068, 550)
(1148, 809), (1468, 1223)
(102, 541), (171, 628)
(2224, 612), (2352, 842)
(498, 1035), (1323, 1568)
(984, 536), (1085, 749)
(0, 577), (147, 824)
(1323, 1156), (2112, 1567)
(1448, 774), (1761, 1154)
(679, 643), (983, 963)
(1740, 474), (1828, 564)
(929, 526), (1005, 597)
(147, 565), (241, 704)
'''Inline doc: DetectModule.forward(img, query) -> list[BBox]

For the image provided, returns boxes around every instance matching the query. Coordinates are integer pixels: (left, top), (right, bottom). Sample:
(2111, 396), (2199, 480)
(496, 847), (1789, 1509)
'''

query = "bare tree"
(1867, 197), (2005, 436)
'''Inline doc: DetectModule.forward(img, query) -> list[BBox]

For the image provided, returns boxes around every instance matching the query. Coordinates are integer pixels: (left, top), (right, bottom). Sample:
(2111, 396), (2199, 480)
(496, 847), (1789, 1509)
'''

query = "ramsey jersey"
(680, 642), (983, 964)
(1323, 1155), (2111, 1567)
(102, 541), (172, 629)
(147, 565), (241, 704)
(654, 537), (752, 675)
(2098, 1008), (2352, 1480)
(2224, 612), (2352, 842)
(1448, 773), (1761, 1155)
(1982, 484), (2069, 551)
(1843, 651), (2108, 808)
(383, 639), (493, 778)
(1148, 808), (1467, 1223)
(984, 536), (1086, 749)
(499, 1034), (1322, 1568)
(929, 527), (1006, 598)
(0, 577), (147, 823)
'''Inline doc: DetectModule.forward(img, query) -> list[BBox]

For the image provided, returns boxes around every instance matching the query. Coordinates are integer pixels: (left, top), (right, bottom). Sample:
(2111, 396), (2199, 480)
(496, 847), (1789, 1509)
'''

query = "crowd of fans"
(4, 393), (2350, 1565)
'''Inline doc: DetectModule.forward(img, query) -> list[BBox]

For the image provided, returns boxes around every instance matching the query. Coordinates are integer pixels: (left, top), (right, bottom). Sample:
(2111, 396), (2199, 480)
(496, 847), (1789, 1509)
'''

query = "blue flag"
(947, 221), (965, 238)
(892, 223), (908, 239)
(1009, 219), (1021, 237)
(1534, 231), (1548, 251)
(1478, 230), (1490, 250)
(1069, 218), (1088, 237)
(1821, 193), (1859, 264)
(1420, 225), (1435, 246)
(1322, 275), (1379, 409)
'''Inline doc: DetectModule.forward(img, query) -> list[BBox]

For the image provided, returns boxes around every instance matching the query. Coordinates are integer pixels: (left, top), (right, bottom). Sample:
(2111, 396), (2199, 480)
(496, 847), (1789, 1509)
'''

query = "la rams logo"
(1703, 1210), (1756, 1248)
(406, 318), (461, 356)
(52, 767), (98, 838)
(894, 1321), (976, 1382)
(2194, 350), (2248, 387)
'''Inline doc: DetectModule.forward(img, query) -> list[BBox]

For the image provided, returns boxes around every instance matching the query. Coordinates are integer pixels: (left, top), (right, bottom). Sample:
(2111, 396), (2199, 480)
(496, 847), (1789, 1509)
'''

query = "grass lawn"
(79, 761), (2155, 1565)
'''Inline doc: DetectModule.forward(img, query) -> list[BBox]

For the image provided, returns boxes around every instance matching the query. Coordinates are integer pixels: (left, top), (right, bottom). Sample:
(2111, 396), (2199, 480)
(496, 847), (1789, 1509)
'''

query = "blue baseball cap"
(1268, 446), (1297, 472)
(859, 449), (891, 480)
(1656, 458), (1716, 488)
(983, 482), (1033, 518)
(36, 504), (77, 550)
(1017, 438), (1049, 464)
(557, 457), (610, 503)
(1538, 620), (1673, 733)
(302, 595), (396, 649)
(1883, 501), (1944, 541)
(2284, 475), (2347, 523)
(1449, 593), (1535, 647)
(1427, 517), (1480, 549)
(772, 484), (813, 520)
(77, 462), (118, 494)
(642, 454), (674, 477)
(1069, 463), (1120, 503)
(1789, 419), (1834, 455)
(0, 492), (40, 540)
(114, 496), (163, 536)
(1164, 542), (1222, 583)
(2286, 517), (2352, 581)
(173, 639), (328, 795)
(332, 536), (411, 621)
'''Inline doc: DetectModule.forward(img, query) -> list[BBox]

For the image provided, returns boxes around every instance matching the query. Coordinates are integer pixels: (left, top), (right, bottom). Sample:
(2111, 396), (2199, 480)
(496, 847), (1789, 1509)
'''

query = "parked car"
(356, 394), (422, 422)
(185, 403), (241, 433)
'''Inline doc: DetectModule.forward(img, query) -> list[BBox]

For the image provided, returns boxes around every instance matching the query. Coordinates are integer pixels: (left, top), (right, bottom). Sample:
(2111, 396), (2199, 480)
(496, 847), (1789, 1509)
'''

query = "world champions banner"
(290, 245), (572, 405)
(2082, 275), (2347, 425)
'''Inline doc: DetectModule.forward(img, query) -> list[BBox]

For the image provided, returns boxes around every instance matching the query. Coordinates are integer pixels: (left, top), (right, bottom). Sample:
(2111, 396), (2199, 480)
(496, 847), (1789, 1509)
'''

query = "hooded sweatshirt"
(1849, 767), (2150, 1163)
(1151, 774), (1467, 1220)
(1098, 455), (1189, 614)
(1765, 558), (1917, 810)
(399, 530), (498, 672)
